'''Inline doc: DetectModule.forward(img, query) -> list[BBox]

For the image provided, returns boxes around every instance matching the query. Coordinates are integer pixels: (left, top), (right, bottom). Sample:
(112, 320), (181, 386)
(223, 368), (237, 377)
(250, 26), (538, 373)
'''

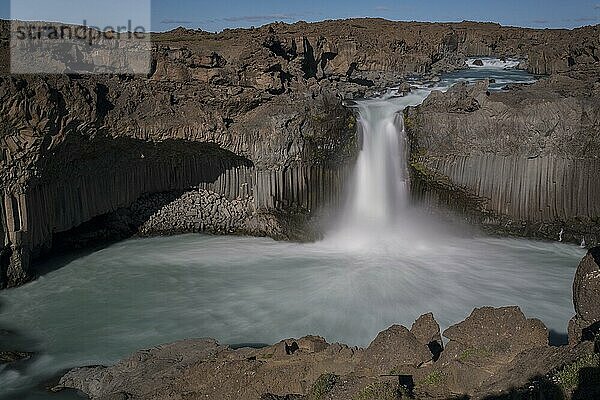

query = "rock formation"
(405, 73), (600, 245)
(361, 324), (433, 374)
(411, 313), (444, 361)
(569, 247), (600, 345)
(1, 18), (600, 288)
(0, 327), (33, 368)
(53, 306), (598, 400)
(0, 71), (356, 287)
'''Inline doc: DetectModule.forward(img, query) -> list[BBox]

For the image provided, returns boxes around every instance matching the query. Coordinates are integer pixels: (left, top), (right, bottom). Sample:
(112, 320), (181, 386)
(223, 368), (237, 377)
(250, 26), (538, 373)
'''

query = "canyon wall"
(406, 75), (600, 244)
(1, 18), (600, 287)
(0, 72), (356, 287)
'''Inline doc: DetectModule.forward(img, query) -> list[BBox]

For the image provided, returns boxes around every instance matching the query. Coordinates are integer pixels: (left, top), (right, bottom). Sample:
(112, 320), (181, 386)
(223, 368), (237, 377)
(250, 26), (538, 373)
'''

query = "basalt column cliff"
(1, 19), (600, 288)
(405, 74), (600, 243)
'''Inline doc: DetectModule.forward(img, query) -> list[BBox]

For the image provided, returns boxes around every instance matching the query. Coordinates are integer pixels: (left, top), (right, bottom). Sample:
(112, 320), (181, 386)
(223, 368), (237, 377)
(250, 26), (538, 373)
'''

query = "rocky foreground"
(50, 248), (600, 400)
(2, 19), (600, 288)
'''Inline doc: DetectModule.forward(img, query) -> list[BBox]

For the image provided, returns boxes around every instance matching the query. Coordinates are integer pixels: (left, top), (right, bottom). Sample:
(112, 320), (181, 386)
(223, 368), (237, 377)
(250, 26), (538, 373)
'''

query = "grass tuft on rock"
(458, 347), (492, 362)
(353, 381), (400, 400)
(552, 353), (600, 391)
(308, 373), (339, 400)
(418, 370), (445, 387)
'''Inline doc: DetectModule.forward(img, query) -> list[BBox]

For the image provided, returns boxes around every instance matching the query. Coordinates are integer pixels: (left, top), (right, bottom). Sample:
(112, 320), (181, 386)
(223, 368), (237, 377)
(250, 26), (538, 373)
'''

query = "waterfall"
(347, 100), (410, 226)
(333, 90), (434, 239)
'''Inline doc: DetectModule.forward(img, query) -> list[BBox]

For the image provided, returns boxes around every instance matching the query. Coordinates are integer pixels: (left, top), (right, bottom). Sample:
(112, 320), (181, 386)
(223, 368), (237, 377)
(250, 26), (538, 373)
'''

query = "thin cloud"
(161, 18), (194, 24)
(161, 11), (323, 30)
(529, 15), (598, 27)
(560, 16), (600, 23)
(594, 4), (600, 9)
(374, 6), (391, 12)
(222, 14), (299, 23)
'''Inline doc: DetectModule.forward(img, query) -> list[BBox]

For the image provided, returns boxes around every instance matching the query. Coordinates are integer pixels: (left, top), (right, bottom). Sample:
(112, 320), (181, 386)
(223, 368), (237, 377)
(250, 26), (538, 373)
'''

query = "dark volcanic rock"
(405, 72), (600, 245)
(410, 312), (444, 360)
(472, 59), (484, 66)
(55, 336), (360, 400)
(54, 307), (598, 400)
(361, 324), (432, 373)
(422, 79), (488, 112)
(434, 306), (549, 395)
(443, 306), (548, 355)
(573, 248), (600, 323)
(569, 247), (600, 345)
(0, 350), (33, 364)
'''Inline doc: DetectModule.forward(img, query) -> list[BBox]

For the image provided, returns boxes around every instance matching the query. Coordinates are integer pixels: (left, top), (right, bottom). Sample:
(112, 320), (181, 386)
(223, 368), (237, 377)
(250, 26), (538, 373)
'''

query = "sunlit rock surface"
(54, 307), (596, 400)
(569, 247), (600, 345)
(405, 74), (600, 245)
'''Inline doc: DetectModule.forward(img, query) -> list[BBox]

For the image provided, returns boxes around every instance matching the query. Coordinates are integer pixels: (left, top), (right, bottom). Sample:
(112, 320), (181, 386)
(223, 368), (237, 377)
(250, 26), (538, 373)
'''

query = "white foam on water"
(467, 57), (522, 69)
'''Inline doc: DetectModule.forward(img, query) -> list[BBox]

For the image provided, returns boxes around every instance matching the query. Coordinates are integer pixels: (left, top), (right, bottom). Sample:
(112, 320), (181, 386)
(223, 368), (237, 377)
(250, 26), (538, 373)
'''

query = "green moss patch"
(308, 373), (339, 400)
(458, 347), (493, 362)
(353, 381), (400, 400)
(418, 370), (445, 387)
(552, 353), (600, 391)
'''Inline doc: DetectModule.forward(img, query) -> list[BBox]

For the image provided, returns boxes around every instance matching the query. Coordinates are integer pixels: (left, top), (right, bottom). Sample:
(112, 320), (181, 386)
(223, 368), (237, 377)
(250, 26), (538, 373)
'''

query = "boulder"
(569, 247), (600, 344)
(437, 307), (549, 394)
(472, 59), (484, 66)
(361, 325), (432, 373)
(55, 339), (224, 399)
(0, 350), (33, 364)
(410, 313), (443, 360)
(397, 82), (412, 96)
(573, 247), (600, 322)
(443, 306), (548, 357)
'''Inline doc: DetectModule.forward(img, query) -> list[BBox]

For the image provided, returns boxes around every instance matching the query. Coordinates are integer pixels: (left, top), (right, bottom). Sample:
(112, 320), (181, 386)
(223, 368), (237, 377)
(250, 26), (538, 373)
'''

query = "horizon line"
(2, 16), (599, 34)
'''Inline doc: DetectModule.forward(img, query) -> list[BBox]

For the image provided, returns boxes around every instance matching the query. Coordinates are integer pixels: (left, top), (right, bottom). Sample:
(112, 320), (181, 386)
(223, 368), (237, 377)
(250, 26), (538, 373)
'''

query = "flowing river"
(0, 60), (585, 399)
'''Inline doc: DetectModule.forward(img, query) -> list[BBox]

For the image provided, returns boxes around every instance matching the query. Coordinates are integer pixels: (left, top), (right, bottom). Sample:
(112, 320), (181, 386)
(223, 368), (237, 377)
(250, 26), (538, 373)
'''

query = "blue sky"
(2, 0), (600, 32)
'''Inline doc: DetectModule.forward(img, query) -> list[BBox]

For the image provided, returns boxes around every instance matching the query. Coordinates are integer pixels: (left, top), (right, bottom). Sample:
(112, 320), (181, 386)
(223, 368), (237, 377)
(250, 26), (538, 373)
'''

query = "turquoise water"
(0, 233), (585, 399)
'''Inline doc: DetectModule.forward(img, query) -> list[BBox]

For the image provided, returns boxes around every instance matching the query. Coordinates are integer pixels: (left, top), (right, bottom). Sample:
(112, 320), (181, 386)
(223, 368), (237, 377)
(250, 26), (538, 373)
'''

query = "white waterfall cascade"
(348, 99), (411, 225)
(328, 88), (436, 246)
(466, 57), (521, 69)
(328, 59), (537, 248)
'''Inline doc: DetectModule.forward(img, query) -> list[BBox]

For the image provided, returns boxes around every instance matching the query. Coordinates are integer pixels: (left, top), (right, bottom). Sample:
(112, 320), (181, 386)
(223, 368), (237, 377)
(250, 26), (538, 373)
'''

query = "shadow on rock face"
(260, 395), (305, 400)
(427, 340), (444, 361)
(581, 321), (600, 343)
(32, 240), (125, 282)
(3, 133), (256, 288)
(572, 365), (600, 400)
(24, 136), (255, 283)
(0, 249), (11, 290)
(32, 190), (186, 280)
(549, 330), (569, 347)
(481, 375), (565, 400)
(589, 247), (600, 265)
